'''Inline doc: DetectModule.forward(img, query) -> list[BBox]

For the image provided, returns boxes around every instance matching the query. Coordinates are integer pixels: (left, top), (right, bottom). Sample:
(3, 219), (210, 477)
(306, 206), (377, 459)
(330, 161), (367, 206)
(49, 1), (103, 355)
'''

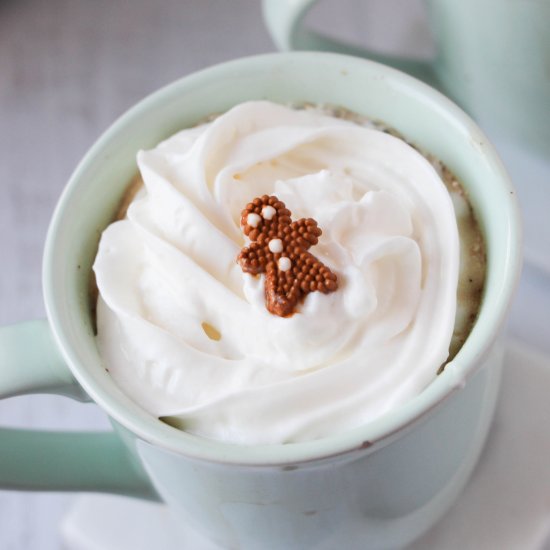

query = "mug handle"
(262, 0), (439, 88)
(0, 320), (158, 500)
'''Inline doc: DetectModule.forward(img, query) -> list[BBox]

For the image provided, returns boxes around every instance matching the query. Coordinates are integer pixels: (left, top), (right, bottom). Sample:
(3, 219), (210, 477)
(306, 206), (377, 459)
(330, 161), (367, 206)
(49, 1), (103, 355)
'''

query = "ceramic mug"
(0, 53), (521, 550)
(263, 0), (550, 156)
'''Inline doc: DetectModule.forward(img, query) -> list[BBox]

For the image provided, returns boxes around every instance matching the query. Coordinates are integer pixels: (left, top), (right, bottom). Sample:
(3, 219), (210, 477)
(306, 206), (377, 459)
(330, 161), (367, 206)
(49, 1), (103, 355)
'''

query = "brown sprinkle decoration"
(237, 195), (338, 317)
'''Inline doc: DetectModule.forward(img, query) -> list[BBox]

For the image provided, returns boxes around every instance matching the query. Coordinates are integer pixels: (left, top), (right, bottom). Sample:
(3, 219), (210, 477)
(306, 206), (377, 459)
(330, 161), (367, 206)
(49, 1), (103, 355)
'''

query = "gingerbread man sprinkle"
(237, 195), (338, 317)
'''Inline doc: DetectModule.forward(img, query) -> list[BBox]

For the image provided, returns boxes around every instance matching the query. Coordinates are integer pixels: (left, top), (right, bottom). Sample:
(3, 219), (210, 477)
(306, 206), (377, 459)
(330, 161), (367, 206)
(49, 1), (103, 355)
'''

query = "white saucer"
(60, 340), (550, 550)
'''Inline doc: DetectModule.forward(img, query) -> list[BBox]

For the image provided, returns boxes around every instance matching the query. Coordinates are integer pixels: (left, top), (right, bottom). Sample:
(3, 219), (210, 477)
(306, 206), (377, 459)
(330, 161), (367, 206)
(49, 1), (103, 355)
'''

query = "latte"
(92, 101), (485, 444)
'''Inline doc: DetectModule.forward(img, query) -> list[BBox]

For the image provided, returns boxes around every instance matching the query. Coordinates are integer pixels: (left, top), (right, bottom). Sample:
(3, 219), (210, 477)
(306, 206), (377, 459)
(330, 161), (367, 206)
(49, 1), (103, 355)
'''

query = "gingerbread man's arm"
(237, 242), (267, 275)
(289, 218), (322, 250)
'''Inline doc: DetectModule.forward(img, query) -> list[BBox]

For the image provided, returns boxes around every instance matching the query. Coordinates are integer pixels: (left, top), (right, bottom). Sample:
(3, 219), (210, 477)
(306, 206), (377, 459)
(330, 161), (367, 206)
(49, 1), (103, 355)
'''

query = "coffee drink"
(92, 101), (485, 445)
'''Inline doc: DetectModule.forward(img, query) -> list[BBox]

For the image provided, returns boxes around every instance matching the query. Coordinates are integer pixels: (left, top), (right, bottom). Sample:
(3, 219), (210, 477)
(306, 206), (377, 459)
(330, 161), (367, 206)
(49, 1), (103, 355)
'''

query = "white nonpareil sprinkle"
(268, 238), (283, 253)
(262, 205), (276, 220)
(278, 257), (291, 271)
(246, 213), (261, 228)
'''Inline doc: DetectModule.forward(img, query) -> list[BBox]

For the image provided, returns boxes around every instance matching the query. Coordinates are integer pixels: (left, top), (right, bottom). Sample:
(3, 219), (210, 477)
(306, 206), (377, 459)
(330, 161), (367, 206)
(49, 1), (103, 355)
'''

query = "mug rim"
(43, 51), (522, 465)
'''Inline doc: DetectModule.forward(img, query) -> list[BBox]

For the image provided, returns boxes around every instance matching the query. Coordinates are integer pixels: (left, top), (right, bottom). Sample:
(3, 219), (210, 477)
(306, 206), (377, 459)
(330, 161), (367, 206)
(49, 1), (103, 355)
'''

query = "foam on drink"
(93, 101), (485, 444)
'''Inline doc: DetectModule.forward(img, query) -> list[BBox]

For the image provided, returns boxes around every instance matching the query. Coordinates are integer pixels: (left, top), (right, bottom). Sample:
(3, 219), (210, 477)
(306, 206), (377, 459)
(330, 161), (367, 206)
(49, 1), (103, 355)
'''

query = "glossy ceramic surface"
(264, 0), (550, 155)
(0, 53), (521, 548)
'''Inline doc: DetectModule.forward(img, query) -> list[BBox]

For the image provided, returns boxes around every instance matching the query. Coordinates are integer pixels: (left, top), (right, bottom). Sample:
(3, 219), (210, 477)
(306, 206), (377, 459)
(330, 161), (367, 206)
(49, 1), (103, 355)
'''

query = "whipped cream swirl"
(94, 101), (459, 444)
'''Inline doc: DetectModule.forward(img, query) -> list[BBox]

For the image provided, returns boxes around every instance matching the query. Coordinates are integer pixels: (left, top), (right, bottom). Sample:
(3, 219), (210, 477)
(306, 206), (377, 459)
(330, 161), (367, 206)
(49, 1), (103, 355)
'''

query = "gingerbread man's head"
(237, 195), (338, 317)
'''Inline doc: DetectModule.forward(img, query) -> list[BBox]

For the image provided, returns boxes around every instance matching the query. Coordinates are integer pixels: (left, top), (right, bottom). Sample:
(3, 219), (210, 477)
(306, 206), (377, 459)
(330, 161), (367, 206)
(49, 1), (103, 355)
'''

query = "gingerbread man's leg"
(264, 264), (297, 317)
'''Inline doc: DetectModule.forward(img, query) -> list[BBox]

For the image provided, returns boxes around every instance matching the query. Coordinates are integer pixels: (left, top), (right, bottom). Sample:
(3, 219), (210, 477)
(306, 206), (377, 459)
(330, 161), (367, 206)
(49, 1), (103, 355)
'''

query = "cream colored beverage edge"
(92, 101), (485, 445)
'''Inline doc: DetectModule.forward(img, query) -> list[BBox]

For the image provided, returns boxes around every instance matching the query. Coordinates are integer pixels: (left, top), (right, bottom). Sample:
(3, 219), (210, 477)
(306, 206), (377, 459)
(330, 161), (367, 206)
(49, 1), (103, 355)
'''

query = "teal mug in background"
(0, 53), (521, 549)
(263, 0), (550, 156)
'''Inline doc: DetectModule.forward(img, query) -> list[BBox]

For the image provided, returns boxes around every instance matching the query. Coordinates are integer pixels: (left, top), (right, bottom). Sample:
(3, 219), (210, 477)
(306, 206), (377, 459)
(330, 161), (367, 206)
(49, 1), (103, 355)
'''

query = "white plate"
(60, 340), (550, 550)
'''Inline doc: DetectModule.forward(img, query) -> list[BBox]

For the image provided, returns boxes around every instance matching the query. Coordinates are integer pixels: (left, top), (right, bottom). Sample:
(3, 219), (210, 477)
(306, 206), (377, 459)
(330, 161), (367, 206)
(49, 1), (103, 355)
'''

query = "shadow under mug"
(263, 0), (550, 157)
(0, 53), (521, 549)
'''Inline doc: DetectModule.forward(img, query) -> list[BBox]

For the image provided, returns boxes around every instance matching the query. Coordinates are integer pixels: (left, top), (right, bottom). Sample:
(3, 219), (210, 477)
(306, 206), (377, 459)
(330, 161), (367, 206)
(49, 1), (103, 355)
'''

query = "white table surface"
(1, 1), (549, 549)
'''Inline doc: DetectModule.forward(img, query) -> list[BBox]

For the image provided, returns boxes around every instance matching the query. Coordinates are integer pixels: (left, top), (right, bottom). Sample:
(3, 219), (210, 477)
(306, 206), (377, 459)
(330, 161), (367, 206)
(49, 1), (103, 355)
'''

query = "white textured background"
(1, 1), (549, 549)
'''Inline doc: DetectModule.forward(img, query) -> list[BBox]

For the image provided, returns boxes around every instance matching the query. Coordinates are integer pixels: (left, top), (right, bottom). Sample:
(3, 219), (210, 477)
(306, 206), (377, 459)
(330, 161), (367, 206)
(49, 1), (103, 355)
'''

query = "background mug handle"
(0, 319), (157, 500)
(262, 0), (439, 88)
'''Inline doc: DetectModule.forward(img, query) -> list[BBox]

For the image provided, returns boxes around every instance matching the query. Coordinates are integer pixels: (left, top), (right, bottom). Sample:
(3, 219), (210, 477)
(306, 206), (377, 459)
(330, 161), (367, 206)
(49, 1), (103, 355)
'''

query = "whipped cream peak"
(94, 100), (460, 444)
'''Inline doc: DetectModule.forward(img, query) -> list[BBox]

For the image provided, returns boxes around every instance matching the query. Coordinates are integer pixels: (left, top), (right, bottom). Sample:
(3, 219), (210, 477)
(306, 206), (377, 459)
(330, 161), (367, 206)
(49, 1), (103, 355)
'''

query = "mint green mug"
(263, 0), (550, 156)
(0, 53), (521, 549)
